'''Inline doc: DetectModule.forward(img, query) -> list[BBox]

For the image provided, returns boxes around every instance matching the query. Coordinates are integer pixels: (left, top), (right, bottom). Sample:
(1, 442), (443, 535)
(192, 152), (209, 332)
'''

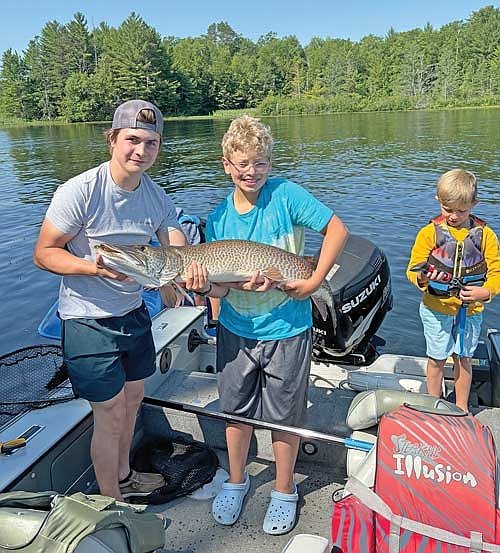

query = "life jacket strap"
(428, 273), (486, 296)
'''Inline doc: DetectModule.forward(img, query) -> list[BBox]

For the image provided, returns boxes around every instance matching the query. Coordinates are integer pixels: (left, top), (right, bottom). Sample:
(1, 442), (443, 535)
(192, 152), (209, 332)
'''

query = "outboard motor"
(312, 234), (392, 365)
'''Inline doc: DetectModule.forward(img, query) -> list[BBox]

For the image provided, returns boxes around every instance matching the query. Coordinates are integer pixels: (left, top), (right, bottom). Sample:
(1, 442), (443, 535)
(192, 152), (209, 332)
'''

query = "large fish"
(95, 239), (335, 321)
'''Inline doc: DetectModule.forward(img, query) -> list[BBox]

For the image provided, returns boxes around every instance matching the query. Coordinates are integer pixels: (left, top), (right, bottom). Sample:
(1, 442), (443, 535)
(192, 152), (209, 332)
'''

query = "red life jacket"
(331, 405), (500, 552)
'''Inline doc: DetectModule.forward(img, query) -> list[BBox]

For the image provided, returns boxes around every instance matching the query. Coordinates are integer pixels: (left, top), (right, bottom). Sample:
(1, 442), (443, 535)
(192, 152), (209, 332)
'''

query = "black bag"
(131, 437), (219, 505)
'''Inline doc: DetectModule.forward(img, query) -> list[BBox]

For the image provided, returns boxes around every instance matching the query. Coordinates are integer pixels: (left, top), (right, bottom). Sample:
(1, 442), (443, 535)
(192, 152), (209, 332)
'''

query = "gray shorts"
(216, 325), (312, 426)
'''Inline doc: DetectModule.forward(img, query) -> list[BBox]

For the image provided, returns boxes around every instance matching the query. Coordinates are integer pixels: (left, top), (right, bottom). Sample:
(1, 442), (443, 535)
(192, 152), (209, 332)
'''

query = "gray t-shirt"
(46, 161), (180, 319)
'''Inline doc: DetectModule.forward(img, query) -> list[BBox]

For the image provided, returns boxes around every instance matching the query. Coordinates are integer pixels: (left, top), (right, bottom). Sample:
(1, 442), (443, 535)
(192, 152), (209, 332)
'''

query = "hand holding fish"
(185, 262), (275, 294)
(185, 261), (210, 294)
(423, 268), (452, 285)
(95, 253), (134, 282)
(410, 261), (452, 286)
(281, 277), (320, 300)
(236, 271), (276, 292)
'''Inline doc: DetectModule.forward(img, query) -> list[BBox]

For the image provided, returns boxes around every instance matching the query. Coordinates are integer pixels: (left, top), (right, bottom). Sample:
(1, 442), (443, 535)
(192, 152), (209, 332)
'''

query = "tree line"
(1, 6), (499, 122)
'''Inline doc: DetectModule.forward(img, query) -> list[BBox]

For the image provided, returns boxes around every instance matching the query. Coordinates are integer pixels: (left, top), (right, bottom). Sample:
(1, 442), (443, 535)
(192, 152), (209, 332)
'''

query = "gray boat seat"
(76, 529), (134, 553)
(0, 507), (136, 552)
(281, 534), (330, 552)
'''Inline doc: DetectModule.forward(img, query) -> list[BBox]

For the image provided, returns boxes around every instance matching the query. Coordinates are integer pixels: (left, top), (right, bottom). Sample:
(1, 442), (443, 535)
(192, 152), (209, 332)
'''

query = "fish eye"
(139, 246), (146, 251)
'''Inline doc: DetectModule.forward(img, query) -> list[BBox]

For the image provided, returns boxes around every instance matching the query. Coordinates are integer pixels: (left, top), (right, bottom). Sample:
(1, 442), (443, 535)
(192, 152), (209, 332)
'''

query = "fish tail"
(312, 296), (328, 321)
(312, 282), (337, 326)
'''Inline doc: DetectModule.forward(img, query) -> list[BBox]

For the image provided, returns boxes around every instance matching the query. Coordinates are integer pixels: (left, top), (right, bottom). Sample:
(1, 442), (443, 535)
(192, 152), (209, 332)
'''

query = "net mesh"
(131, 437), (219, 504)
(0, 345), (75, 429)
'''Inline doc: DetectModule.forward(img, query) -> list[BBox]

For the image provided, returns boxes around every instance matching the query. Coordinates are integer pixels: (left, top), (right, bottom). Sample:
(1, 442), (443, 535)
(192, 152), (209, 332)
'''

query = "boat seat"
(282, 533), (329, 552)
(0, 506), (140, 552)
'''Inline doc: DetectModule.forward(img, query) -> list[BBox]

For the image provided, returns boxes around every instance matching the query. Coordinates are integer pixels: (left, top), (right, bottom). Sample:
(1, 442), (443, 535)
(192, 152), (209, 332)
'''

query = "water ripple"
(1, 109), (499, 356)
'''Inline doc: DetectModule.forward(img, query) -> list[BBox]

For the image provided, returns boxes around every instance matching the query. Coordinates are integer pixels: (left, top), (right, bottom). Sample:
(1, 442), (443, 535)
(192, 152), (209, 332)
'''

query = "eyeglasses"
(225, 158), (270, 174)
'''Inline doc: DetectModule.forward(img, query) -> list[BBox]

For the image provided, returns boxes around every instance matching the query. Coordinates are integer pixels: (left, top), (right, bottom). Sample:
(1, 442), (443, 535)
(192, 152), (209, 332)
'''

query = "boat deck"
(148, 451), (342, 553)
(136, 361), (498, 553)
(2, 306), (500, 552)
(135, 360), (356, 552)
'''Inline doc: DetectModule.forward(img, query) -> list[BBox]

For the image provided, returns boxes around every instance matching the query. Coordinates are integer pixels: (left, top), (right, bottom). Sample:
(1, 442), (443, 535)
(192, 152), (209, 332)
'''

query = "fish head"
(95, 243), (181, 288)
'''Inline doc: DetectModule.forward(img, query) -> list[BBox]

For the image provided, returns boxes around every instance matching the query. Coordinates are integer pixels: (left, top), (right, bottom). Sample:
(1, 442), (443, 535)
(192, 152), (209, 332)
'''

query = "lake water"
(1, 109), (499, 358)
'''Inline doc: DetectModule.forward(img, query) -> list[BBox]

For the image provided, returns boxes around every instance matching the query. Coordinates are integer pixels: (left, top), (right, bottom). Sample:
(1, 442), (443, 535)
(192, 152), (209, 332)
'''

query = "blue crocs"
(263, 484), (299, 535)
(212, 472), (250, 525)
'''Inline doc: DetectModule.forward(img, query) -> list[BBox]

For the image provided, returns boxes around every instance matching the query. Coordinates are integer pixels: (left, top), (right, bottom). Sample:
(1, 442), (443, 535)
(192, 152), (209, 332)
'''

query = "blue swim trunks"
(62, 303), (156, 402)
(419, 302), (482, 360)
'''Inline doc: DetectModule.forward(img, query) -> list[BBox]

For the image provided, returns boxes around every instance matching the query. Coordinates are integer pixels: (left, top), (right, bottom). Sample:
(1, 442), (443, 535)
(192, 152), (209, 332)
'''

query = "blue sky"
(1, 0), (497, 56)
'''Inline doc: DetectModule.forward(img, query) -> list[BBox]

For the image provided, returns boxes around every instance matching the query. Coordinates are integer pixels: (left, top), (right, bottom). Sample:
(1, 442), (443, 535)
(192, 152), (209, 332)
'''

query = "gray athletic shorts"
(216, 325), (312, 426)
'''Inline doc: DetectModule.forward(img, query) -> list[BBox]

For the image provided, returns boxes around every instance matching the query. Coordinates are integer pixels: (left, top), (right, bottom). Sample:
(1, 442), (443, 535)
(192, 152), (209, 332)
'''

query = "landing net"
(0, 345), (75, 429)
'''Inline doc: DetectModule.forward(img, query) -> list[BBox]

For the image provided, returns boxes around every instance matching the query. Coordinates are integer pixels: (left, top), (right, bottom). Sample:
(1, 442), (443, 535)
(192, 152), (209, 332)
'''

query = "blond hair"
(436, 169), (478, 207)
(221, 115), (273, 160)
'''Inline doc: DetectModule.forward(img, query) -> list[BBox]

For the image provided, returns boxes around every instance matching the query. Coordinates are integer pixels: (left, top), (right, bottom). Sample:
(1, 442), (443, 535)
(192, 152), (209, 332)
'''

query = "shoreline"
(1, 103), (499, 129)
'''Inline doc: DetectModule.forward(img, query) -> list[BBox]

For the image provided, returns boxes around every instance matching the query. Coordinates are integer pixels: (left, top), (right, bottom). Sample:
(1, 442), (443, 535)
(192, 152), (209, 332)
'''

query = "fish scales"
(95, 239), (335, 321)
(173, 240), (315, 282)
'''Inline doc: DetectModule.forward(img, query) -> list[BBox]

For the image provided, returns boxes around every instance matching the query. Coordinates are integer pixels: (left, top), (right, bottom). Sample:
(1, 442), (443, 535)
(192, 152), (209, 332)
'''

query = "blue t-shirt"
(205, 178), (333, 340)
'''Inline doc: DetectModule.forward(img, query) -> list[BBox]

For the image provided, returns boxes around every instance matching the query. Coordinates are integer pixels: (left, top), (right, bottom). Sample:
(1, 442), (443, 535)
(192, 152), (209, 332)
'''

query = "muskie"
(95, 240), (335, 321)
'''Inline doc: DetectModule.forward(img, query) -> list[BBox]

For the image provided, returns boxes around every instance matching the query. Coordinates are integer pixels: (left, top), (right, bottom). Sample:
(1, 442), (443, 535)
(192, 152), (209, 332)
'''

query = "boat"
(1, 233), (500, 552)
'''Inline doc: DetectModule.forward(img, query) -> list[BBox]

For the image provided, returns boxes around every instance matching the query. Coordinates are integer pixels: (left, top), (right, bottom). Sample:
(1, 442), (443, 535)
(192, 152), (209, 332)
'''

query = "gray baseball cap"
(112, 99), (164, 135)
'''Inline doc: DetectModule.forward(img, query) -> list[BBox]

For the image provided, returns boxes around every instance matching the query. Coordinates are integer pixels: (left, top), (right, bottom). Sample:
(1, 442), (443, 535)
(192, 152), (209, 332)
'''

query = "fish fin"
(261, 267), (284, 282)
(172, 282), (194, 307)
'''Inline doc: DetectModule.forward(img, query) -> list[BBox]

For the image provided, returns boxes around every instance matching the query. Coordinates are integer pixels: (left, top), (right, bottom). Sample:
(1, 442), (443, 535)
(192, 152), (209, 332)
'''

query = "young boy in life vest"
(407, 169), (500, 411)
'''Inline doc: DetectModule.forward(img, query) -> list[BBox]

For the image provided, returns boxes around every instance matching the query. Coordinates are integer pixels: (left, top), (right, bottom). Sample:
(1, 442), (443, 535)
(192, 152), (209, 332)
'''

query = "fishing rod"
(142, 396), (374, 452)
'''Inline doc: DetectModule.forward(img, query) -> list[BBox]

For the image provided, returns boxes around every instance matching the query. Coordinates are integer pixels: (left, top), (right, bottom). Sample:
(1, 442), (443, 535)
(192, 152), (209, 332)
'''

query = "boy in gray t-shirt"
(34, 99), (186, 501)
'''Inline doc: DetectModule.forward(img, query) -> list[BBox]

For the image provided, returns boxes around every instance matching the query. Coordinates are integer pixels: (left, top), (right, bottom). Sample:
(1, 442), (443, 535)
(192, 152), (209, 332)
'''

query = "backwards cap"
(112, 99), (164, 135)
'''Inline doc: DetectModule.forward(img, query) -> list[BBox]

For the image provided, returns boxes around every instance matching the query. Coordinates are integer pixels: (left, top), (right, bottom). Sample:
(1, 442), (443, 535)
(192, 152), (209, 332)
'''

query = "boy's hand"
(459, 285), (490, 303)
(237, 271), (276, 292)
(281, 278), (318, 300)
(186, 267), (276, 294)
(95, 253), (134, 282)
(420, 267), (451, 284)
(185, 261), (210, 294)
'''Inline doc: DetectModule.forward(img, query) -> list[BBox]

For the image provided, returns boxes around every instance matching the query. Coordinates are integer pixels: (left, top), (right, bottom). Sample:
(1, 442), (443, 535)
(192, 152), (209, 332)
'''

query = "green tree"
(171, 36), (215, 113)
(22, 38), (45, 120)
(65, 13), (92, 74)
(0, 49), (28, 119)
(466, 6), (500, 95)
(38, 20), (70, 118)
(433, 21), (464, 101)
(95, 13), (178, 115)
(61, 72), (102, 121)
(256, 34), (306, 97)
(358, 35), (391, 97)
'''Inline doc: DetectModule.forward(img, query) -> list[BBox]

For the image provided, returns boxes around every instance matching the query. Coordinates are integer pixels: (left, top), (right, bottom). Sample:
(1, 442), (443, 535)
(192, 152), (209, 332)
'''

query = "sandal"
(263, 484), (299, 535)
(212, 472), (250, 525)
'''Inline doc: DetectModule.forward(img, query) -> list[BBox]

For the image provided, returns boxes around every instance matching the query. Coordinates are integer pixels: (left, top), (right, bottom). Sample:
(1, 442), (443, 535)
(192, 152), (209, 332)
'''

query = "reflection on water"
(1, 108), (499, 357)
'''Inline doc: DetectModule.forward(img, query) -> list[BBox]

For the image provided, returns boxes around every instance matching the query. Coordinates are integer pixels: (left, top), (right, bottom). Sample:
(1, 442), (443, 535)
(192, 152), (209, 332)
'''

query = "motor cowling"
(312, 234), (392, 365)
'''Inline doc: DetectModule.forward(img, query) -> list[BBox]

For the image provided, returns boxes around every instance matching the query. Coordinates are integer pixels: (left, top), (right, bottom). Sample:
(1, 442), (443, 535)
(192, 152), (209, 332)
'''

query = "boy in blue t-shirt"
(185, 115), (348, 535)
